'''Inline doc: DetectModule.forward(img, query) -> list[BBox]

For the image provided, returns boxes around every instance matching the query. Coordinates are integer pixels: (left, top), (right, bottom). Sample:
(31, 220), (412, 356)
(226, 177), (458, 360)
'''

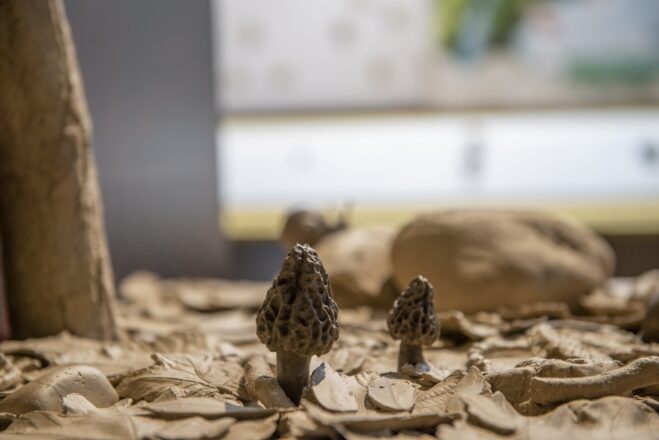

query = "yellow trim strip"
(220, 201), (659, 240)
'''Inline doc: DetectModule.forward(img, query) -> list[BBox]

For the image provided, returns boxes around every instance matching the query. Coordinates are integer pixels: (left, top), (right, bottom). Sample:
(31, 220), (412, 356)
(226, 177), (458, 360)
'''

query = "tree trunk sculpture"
(0, 0), (116, 339)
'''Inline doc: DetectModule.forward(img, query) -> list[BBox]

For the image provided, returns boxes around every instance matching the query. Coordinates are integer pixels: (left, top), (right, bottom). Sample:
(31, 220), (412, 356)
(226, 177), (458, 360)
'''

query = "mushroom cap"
(256, 243), (339, 356)
(387, 275), (440, 346)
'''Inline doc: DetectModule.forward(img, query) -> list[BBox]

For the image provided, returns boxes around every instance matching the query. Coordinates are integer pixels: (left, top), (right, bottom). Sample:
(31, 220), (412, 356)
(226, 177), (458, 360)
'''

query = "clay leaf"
(322, 346), (367, 375)
(414, 367), (491, 415)
(170, 279), (268, 312)
(141, 397), (275, 420)
(0, 332), (152, 380)
(279, 410), (334, 438)
(2, 407), (141, 439)
(414, 370), (466, 414)
(309, 362), (359, 412)
(458, 392), (519, 435)
(304, 401), (457, 434)
(223, 414), (279, 440)
(439, 311), (500, 341)
(366, 376), (417, 412)
(115, 353), (245, 403)
(528, 322), (641, 362)
(401, 360), (454, 388)
(437, 396), (659, 439)
(148, 416), (236, 440)
(2, 399), (243, 440)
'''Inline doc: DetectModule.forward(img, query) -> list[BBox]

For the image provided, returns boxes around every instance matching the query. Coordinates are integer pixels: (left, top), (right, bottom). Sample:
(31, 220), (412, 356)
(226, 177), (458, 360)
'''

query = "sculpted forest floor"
(0, 271), (658, 439)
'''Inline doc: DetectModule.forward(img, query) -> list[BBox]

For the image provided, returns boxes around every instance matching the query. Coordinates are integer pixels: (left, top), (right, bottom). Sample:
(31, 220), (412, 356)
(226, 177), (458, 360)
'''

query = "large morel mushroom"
(387, 275), (440, 371)
(256, 243), (339, 404)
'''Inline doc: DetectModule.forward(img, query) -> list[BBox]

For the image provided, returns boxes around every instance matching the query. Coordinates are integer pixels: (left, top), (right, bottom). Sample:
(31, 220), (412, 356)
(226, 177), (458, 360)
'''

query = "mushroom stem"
(245, 356), (295, 409)
(398, 342), (426, 370)
(277, 351), (311, 405)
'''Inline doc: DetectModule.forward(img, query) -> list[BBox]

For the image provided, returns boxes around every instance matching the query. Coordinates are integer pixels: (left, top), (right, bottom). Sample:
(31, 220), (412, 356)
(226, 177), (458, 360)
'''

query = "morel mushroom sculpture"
(387, 276), (440, 371)
(256, 243), (339, 404)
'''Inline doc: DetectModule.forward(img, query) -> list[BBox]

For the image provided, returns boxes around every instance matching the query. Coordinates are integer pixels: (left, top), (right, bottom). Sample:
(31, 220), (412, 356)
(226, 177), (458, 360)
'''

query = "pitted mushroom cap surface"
(387, 276), (440, 346)
(256, 243), (339, 356)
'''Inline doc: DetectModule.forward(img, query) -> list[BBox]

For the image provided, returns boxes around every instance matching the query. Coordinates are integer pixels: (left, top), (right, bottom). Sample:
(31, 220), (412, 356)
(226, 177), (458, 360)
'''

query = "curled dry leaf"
(485, 366), (536, 408)
(414, 367), (491, 415)
(467, 335), (532, 371)
(0, 332), (152, 380)
(321, 346), (367, 375)
(527, 322), (644, 362)
(400, 362), (452, 387)
(414, 370), (466, 414)
(115, 353), (244, 403)
(223, 414), (279, 440)
(517, 357), (622, 378)
(150, 416), (236, 440)
(486, 357), (623, 409)
(141, 397), (276, 420)
(136, 331), (222, 355)
(458, 392), (519, 435)
(445, 367), (494, 415)
(167, 279), (268, 312)
(279, 409), (334, 438)
(498, 302), (571, 321)
(0, 354), (21, 391)
(366, 376), (417, 412)
(3, 407), (143, 439)
(437, 396), (659, 440)
(580, 287), (643, 316)
(309, 362), (359, 413)
(1, 399), (251, 440)
(438, 311), (500, 341)
(304, 401), (456, 434)
(343, 371), (377, 412)
(119, 271), (183, 318)
(343, 432), (437, 440)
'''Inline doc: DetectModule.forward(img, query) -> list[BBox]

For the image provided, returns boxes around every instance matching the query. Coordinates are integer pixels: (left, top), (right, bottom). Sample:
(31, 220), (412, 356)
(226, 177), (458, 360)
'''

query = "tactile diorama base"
(0, 271), (657, 439)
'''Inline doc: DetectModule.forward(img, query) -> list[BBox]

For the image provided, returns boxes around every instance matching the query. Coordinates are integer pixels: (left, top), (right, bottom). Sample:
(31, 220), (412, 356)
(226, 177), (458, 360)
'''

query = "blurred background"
(64, 0), (659, 283)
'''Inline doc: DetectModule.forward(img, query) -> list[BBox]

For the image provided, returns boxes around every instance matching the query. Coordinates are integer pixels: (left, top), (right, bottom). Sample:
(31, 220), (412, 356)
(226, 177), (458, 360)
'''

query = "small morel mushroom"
(387, 276), (440, 371)
(256, 243), (339, 404)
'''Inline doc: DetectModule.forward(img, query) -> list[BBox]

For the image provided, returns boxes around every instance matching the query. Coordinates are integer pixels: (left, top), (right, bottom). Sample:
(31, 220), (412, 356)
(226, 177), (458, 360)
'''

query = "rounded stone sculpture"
(392, 210), (615, 313)
(256, 243), (339, 404)
(388, 276), (440, 370)
(315, 226), (397, 308)
(280, 210), (397, 309)
(0, 365), (118, 415)
(280, 210), (346, 250)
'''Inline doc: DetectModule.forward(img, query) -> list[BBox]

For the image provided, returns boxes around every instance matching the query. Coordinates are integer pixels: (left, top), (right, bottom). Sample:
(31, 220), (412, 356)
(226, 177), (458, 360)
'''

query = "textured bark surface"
(0, 0), (116, 338)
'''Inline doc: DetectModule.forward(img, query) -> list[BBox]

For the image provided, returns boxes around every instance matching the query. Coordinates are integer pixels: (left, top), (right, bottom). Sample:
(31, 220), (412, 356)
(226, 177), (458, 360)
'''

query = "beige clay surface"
(0, 270), (656, 438)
